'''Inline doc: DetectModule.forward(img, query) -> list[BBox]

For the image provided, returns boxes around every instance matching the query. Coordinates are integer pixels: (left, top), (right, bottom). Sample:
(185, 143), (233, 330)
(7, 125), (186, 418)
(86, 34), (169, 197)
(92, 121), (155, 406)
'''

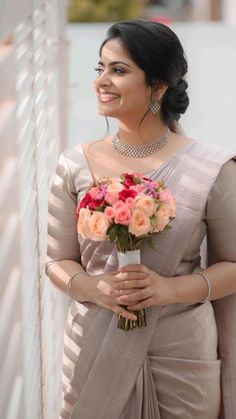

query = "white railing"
(0, 1), (69, 418)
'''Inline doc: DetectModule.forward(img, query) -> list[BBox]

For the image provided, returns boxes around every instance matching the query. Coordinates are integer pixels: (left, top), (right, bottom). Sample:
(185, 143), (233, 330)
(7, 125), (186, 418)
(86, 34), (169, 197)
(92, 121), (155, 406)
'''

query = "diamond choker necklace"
(112, 129), (170, 158)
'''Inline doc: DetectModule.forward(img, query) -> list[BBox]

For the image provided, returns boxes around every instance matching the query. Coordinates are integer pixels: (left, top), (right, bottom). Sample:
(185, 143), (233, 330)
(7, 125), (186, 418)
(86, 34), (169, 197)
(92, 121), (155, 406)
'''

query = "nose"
(95, 71), (112, 88)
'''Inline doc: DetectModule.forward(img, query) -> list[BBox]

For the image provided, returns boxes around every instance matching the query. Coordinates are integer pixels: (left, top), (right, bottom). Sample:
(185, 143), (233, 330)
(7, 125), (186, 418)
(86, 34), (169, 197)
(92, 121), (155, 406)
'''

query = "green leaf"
(107, 224), (118, 242)
(150, 215), (157, 227)
(96, 206), (106, 212)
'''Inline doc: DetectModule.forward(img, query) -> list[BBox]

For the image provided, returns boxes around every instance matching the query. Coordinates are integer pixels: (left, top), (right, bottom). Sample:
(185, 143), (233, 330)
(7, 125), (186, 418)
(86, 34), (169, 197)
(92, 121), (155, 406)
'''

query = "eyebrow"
(97, 60), (132, 68)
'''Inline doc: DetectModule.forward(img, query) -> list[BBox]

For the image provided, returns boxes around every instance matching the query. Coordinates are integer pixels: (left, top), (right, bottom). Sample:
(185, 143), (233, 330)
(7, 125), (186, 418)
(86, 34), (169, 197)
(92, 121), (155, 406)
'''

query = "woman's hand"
(87, 269), (147, 320)
(114, 264), (176, 310)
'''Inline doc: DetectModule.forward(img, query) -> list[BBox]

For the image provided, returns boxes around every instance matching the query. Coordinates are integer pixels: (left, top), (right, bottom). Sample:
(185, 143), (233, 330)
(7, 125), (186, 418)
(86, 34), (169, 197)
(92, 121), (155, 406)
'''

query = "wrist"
(68, 272), (90, 303)
(174, 272), (211, 304)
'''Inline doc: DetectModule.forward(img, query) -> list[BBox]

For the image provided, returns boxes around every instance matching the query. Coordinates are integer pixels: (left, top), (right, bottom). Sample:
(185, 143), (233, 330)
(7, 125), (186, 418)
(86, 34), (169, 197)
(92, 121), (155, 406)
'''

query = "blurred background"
(0, 1), (235, 419)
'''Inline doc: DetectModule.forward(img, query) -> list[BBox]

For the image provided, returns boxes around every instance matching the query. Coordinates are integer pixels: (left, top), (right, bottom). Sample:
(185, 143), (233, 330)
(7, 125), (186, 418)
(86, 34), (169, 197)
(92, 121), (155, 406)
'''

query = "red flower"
(122, 173), (136, 187)
(77, 193), (92, 215)
(88, 198), (106, 210)
(119, 189), (137, 202)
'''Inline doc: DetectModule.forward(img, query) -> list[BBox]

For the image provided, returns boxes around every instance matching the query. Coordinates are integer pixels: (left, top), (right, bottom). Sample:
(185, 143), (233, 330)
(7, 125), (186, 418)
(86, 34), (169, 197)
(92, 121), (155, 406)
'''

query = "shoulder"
(62, 137), (110, 161)
(207, 157), (236, 219)
(186, 138), (235, 166)
(213, 157), (236, 190)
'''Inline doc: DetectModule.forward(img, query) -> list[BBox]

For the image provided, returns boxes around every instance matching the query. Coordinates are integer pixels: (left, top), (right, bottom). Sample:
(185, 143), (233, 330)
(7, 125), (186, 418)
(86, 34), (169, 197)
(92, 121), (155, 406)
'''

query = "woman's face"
(94, 39), (152, 120)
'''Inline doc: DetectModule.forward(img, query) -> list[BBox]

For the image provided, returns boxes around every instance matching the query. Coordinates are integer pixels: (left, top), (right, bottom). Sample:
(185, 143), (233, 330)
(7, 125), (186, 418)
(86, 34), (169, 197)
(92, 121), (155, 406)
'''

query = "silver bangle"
(197, 271), (211, 303)
(67, 272), (87, 302)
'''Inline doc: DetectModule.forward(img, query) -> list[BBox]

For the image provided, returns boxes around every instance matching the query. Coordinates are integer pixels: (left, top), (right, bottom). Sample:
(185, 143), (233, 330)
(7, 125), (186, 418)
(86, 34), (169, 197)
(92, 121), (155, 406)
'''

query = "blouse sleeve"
(206, 158), (236, 418)
(206, 158), (236, 264)
(45, 152), (81, 273)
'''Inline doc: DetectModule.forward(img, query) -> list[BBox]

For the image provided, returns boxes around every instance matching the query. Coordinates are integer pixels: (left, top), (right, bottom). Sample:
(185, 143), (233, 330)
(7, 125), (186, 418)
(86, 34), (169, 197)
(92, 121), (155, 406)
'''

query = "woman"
(45, 20), (236, 419)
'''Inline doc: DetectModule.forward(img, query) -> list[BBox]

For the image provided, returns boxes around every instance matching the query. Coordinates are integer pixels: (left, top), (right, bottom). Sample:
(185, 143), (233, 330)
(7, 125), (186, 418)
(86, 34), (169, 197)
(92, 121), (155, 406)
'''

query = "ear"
(152, 82), (168, 101)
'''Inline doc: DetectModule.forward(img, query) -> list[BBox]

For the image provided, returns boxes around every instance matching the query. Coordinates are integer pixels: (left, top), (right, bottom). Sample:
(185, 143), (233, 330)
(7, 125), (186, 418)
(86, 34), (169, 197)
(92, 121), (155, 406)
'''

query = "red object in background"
(149, 16), (173, 25)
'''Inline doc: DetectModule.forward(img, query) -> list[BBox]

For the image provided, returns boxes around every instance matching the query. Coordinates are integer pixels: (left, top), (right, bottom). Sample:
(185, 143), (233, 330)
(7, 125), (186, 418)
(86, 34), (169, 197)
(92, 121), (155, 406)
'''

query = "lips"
(99, 92), (121, 103)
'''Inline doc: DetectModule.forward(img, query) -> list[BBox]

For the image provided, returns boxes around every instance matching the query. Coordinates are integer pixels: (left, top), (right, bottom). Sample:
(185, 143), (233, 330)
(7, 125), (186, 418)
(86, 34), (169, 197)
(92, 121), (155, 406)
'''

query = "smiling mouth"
(99, 93), (121, 103)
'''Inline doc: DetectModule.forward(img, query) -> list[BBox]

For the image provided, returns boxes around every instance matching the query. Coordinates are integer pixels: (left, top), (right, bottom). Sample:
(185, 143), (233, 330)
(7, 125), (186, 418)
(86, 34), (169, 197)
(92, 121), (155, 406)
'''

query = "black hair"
(99, 20), (189, 126)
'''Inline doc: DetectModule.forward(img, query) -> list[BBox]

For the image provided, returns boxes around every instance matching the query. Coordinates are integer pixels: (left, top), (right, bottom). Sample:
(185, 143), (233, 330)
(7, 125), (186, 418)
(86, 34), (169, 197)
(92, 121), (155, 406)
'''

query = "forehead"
(100, 39), (135, 65)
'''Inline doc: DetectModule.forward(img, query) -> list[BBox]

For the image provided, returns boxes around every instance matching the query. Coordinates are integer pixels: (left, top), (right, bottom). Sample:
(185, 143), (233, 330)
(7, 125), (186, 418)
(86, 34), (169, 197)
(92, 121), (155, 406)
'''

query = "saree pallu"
(45, 140), (236, 419)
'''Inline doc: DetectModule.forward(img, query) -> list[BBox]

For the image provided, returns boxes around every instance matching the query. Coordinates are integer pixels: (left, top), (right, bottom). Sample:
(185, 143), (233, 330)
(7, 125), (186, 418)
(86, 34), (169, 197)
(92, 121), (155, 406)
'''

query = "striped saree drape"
(45, 140), (236, 419)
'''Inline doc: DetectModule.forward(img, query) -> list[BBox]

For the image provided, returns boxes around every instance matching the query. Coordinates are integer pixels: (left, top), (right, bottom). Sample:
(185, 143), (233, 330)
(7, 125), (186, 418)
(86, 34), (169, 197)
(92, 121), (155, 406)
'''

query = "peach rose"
(107, 182), (124, 194)
(88, 211), (109, 241)
(104, 206), (115, 219)
(105, 191), (119, 205)
(129, 209), (151, 237)
(135, 195), (157, 217)
(77, 208), (92, 238)
(159, 189), (176, 217)
(154, 205), (170, 232)
(110, 177), (121, 183)
(114, 206), (131, 225)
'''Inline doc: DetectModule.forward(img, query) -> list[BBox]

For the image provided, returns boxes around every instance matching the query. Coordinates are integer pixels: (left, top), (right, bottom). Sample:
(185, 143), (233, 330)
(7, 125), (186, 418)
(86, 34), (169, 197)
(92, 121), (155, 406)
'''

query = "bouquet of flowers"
(77, 173), (176, 330)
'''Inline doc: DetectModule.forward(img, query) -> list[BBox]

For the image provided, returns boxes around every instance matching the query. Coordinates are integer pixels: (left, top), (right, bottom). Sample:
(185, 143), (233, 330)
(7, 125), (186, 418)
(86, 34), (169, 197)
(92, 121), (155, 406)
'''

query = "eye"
(112, 67), (125, 74)
(94, 67), (103, 75)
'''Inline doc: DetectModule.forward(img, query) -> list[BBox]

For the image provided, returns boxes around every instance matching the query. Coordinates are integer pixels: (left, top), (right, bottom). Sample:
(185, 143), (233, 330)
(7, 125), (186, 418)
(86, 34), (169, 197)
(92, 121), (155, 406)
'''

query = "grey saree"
(46, 139), (236, 419)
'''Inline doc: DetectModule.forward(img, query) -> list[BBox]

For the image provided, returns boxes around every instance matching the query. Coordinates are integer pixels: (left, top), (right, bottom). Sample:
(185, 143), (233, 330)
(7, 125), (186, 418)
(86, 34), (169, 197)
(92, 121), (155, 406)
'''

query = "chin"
(98, 108), (118, 118)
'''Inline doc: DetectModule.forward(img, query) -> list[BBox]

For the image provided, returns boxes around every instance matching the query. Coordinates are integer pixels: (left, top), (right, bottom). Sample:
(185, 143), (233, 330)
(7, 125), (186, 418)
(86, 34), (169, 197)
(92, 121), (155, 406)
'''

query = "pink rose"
(154, 205), (170, 232)
(125, 197), (135, 209)
(88, 211), (109, 241)
(129, 209), (151, 237)
(89, 186), (100, 200)
(104, 206), (115, 219)
(105, 191), (119, 205)
(114, 206), (131, 225)
(113, 200), (125, 211)
(135, 195), (157, 217)
(159, 188), (175, 205)
(77, 208), (92, 238)
(130, 184), (146, 194)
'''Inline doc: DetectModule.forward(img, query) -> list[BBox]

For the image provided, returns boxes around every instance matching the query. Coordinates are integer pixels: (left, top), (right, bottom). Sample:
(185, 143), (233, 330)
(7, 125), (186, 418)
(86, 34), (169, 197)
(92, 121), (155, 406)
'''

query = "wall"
(0, 1), (69, 418)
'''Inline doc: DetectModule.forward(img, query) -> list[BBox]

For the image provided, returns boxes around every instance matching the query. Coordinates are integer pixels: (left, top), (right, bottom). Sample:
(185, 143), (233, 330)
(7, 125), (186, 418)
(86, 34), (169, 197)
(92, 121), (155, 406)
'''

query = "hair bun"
(162, 79), (189, 124)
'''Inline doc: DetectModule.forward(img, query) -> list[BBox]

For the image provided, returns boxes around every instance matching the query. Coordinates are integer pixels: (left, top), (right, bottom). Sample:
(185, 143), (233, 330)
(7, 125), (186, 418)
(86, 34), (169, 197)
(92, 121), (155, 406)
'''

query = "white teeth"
(100, 93), (120, 102)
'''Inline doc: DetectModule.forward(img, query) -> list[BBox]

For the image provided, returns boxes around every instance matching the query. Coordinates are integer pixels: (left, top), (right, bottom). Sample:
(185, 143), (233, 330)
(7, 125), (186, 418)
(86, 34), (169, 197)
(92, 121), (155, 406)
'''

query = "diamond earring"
(150, 97), (160, 114)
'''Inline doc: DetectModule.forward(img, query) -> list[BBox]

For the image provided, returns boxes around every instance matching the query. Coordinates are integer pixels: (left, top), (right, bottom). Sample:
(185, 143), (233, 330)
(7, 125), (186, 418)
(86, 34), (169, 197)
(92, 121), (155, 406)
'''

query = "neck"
(117, 114), (168, 145)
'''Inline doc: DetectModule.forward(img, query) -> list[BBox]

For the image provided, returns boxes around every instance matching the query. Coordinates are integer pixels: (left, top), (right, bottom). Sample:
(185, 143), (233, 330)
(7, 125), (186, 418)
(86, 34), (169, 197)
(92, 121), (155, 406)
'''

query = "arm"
(45, 151), (139, 319)
(176, 158), (236, 304)
(45, 151), (87, 300)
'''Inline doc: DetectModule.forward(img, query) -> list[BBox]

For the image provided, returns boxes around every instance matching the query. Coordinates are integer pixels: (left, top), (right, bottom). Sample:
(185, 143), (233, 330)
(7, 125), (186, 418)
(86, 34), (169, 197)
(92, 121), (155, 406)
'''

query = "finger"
(115, 288), (140, 297)
(110, 269), (120, 275)
(117, 288), (151, 304)
(127, 297), (154, 310)
(113, 305), (137, 321)
(119, 264), (148, 274)
(115, 271), (146, 281)
(115, 279), (147, 290)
